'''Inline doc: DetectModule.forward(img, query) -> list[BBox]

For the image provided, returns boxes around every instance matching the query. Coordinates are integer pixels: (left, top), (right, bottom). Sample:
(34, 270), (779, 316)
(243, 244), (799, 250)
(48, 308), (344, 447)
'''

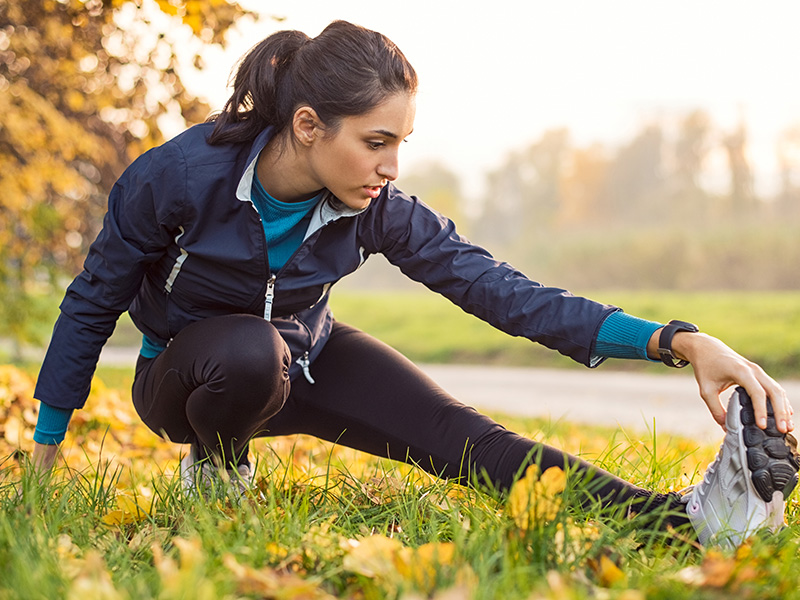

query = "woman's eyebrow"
(370, 128), (414, 139)
(370, 129), (398, 138)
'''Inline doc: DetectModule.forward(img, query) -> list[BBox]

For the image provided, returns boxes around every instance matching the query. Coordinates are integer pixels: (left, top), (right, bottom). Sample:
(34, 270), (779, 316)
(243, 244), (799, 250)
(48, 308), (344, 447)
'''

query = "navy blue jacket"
(35, 124), (618, 410)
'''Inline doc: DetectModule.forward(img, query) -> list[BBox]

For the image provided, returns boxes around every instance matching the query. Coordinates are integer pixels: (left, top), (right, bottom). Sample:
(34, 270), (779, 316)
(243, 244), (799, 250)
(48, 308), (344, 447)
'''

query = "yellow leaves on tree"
(0, 0), (255, 353)
(154, 0), (249, 44)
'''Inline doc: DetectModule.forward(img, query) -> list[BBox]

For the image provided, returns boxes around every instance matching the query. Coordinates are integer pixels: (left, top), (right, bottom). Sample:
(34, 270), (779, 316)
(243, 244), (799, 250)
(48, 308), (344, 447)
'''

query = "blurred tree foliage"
(396, 161), (467, 234)
(0, 0), (255, 357)
(462, 109), (800, 291)
(777, 125), (800, 212)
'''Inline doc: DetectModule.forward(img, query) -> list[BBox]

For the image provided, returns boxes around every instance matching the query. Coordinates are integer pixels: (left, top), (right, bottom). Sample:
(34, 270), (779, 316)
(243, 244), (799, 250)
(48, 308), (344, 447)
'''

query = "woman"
(31, 21), (798, 548)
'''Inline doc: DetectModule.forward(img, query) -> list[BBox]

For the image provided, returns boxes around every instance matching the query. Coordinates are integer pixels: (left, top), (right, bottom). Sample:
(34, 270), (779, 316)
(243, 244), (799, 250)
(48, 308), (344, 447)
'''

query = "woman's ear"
(292, 106), (321, 146)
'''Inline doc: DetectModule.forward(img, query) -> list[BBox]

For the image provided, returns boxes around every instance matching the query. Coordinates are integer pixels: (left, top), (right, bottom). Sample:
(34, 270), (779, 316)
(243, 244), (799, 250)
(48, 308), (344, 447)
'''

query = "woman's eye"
(367, 141), (384, 150)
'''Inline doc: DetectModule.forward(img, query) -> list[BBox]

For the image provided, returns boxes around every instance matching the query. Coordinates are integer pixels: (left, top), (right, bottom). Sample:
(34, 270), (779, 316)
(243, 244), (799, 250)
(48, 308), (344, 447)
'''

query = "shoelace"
(693, 444), (723, 499)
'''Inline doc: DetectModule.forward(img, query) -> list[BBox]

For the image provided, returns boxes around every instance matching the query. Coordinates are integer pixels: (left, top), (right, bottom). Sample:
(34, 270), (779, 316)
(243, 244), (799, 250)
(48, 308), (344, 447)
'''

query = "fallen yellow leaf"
(397, 542), (457, 593)
(596, 554), (627, 587)
(66, 551), (125, 600)
(101, 493), (150, 526)
(3, 414), (21, 446)
(701, 549), (737, 588)
(342, 535), (404, 579)
(507, 465), (566, 528)
(117, 493), (150, 519)
(223, 554), (335, 599)
(152, 536), (217, 600)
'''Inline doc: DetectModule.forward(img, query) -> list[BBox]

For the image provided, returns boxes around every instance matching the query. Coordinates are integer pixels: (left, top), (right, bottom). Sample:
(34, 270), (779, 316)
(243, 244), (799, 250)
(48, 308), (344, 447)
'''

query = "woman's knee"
(175, 315), (290, 411)
(215, 316), (289, 395)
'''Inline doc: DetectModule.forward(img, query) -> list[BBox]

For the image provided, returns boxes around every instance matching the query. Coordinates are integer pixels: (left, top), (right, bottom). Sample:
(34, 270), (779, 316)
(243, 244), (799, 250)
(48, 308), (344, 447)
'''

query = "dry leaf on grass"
(507, 465), (566, 528)
(223, 554), (336, 599)
(101, 491), (151, 526)
(343, 534), (472, 596)
(66, 551), (126, 600)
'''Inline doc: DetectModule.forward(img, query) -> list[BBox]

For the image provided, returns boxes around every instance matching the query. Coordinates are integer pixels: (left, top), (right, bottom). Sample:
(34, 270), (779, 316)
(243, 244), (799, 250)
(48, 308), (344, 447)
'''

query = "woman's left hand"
(652, 330), (794, 434)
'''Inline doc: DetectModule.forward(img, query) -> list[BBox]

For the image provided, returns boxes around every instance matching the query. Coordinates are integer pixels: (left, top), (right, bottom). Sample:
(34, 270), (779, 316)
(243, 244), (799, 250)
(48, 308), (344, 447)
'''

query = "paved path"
(418, 364), (800, 445)
(98, 346), (800, 445)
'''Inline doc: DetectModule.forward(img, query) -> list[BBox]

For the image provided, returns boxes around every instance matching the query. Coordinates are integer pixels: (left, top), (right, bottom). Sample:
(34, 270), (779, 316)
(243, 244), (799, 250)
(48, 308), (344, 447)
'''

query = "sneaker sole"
(737, 387), (800, 502)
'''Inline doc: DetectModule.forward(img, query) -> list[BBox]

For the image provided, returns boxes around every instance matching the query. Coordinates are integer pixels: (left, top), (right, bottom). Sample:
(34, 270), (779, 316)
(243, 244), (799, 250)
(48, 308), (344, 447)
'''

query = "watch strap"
(658, 320), (699, 368)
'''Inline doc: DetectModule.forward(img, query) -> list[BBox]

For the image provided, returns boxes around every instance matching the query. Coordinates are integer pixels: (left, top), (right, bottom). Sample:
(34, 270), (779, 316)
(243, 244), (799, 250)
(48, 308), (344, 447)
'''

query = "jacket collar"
(236, 128), (368, 229)
(236, 127), (274, 205)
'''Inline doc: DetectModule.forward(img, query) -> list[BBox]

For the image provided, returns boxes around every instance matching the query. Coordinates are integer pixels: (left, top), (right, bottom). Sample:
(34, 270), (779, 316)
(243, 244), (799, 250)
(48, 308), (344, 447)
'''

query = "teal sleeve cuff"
(140, 334), (166, 359)
(594, 311), (663, 361)
(34, 402), (74, 445)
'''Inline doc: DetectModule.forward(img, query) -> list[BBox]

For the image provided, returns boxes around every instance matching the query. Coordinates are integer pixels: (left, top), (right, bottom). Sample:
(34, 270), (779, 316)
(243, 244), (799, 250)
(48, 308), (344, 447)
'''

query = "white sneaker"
(180, 445), (214, 493)
(684, 387), (799, 548)
(180, 445), (255, 498)
(228, 462), (257, 496)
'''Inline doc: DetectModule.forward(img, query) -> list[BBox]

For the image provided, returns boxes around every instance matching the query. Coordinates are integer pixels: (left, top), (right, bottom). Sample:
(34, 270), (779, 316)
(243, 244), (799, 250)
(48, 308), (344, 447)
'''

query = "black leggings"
(132, 314), (650, 506)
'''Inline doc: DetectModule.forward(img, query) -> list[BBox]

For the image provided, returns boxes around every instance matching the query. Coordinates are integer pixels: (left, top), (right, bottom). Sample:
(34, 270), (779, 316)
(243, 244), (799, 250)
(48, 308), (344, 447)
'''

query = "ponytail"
(207, 21), (417, 146)
(207, 30), (309, 145)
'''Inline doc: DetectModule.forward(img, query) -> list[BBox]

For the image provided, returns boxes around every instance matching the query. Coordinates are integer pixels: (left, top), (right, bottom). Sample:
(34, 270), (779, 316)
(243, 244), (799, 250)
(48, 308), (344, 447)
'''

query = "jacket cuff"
(594, 311), (663, 361)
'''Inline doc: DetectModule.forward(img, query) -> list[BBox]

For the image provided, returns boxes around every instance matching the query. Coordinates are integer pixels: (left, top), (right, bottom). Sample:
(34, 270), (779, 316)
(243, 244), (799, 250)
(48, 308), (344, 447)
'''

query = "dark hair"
(207, 20), (418, 146)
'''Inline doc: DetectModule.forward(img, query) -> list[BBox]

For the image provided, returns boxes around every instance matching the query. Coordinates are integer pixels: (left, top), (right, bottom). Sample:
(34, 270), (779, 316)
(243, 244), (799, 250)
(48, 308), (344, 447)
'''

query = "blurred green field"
(326, 289), (800, 377)
(23, 288), (797, 382)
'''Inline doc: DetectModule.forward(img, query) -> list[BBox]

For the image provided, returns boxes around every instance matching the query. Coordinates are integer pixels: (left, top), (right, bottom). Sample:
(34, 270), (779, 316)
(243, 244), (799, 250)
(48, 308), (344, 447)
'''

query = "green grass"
(4, 289), (800, 597)
(2, 413), (800, 599)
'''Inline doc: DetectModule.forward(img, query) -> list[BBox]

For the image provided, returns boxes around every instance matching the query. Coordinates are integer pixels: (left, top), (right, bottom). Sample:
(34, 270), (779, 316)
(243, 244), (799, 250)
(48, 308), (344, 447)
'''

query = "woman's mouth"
(364, 185), (383, 198)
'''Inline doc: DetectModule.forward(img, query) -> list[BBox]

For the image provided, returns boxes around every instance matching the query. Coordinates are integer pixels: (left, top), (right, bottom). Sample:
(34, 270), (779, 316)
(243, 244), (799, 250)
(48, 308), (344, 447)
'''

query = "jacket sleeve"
(34, 142), (187, 410)
(359, 185), (619, 367)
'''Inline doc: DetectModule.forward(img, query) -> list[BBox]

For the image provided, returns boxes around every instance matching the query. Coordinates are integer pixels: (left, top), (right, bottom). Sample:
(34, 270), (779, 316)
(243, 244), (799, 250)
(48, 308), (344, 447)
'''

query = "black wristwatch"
(658, 320), (699, 368)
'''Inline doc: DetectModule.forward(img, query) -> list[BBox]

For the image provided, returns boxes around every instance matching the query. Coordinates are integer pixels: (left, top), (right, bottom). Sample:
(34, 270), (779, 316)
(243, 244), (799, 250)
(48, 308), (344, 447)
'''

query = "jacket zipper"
(263, 274), (276, 321)
(294, 318), (316, 384)
(297, 352), (315, 384)
(263, 273), (316, 384)
(256, 198), (341, 384)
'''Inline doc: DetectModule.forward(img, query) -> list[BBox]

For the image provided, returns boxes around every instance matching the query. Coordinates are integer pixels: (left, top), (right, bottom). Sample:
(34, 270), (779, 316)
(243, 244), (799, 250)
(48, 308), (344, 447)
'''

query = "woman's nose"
(378, 151), (399, 181)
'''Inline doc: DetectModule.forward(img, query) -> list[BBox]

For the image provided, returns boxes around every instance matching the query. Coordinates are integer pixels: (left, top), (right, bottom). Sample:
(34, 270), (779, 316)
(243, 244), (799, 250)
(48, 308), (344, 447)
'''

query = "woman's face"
(307, 92), (416, 210)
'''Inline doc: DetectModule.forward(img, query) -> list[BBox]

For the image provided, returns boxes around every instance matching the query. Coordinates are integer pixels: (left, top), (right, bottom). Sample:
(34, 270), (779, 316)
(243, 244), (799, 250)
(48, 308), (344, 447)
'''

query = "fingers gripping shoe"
(684, 387), (799, 548)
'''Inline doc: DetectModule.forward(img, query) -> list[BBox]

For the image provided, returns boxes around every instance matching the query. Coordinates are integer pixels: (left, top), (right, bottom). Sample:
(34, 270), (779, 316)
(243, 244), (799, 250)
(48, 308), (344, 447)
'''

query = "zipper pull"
(264, 275), (276, 321)
(297, 352), (315, 384)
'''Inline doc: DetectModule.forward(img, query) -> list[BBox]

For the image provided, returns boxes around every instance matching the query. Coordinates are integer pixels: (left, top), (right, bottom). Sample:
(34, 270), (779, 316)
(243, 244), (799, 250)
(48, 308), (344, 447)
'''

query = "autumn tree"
(476, 128), (571, 246)
(723, 120), (756, 214)
(602, 124), (665, 222)
(671, 109), (712, 221)
(397, 161), (467, 233)
(558, 143), (609, 226)
(776, 124), (800, 217)
(0, 0), (255, 358)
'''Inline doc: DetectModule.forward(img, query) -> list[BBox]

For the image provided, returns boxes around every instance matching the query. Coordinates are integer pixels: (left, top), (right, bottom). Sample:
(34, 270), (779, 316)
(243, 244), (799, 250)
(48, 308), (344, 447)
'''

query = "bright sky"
(180, 0), (800, 199)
